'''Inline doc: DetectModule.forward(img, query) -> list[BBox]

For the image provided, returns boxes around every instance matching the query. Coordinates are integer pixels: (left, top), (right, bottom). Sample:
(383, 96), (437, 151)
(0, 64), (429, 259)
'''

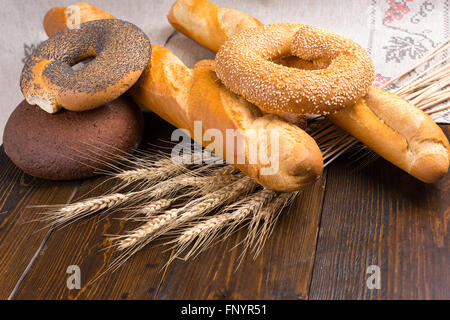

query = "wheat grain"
(141, 199), (172, 217)
(53, 193), (129, 226)
(116, 176), (257, 252)
(173, 188), (278, 260)
(114, 158), (187, 187)
(142, 171), (242, 200)
(245, 192), (296, 260)
(117, 208), (180, 250)
(177, 176), (257, 225)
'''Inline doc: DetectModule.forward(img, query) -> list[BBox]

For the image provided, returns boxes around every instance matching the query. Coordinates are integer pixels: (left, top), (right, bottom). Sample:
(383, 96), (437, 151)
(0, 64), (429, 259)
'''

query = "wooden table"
(0, 113), (448, 300)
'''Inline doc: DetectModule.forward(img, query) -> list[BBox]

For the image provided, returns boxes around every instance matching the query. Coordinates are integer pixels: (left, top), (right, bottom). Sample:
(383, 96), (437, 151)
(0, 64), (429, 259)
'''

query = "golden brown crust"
(215, 23), (375, 115)
(43, 3), (116, 37)
(130, 45), (323, 191)
(164, 0), (450, 183)
(43, 7), (68, 37)
(328, 87), (449, 182)
(167, 0), (262, 52)
(129, 45), (192, 130)
(22, 19), (151, 113)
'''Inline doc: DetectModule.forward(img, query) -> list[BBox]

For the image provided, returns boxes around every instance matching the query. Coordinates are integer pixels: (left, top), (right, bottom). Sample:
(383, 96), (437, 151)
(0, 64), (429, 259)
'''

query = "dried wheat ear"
(37, 145), (290, 273)
(37, 38), (449, 274)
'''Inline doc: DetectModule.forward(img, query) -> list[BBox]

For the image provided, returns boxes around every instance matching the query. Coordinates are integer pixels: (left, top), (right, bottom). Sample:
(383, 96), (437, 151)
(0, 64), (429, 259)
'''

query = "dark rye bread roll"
(21, 19), (151, 113)
(3, 97), (144, 181)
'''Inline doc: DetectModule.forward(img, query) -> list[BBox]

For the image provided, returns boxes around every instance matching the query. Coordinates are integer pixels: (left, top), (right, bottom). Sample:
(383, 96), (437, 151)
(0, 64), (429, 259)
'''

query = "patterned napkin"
(368, 0), (449, 123)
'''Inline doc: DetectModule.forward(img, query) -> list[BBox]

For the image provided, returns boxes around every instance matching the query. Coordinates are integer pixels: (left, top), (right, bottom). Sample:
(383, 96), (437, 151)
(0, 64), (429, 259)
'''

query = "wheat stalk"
(146, 171), (242, 199)
(112, 158), (188, 192)
(116, 208), (180, 250)
(244, 191), (297, 259)
(102, 176), (259, 274)
(115, 176), (257, 251)
(140, 199), (172, 217)
(171, 189), (276, 259)
(108, 146), (225, 192)
(40, 156), (238, 226)
(48, 193), (129, 226)
(111, 177), (257, 271)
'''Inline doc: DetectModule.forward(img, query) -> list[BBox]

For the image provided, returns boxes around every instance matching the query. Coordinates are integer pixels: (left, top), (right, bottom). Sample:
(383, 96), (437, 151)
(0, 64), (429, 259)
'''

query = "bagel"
(21, 19), (151, 113)
(215, 23), (375, 115)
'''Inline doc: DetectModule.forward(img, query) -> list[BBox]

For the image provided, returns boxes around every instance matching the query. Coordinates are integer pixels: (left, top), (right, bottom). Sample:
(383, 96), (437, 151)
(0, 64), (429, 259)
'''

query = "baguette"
(167, 0), (262, 52)
(42, 1), (449, 183)
(167, 0), (449, 183)
(129, 45), (323, 191)
(43, 2), (306, 128)
(42, 4), (323, 191)
(328, 87), (449, 183)
(43, 2), (115, 36)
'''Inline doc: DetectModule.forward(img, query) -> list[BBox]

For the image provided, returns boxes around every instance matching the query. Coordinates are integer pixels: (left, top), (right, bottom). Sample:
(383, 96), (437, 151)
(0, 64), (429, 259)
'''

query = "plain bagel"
(215, 23), (375, 115)
(21, 19), (151, 113)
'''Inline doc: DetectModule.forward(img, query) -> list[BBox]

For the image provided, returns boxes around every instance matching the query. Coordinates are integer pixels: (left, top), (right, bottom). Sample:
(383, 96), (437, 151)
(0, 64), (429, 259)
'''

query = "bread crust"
(23, 19), (151, 113)
(166, 0), (450, 183)
(43, 3), (116, 37)
(167, 0), (262, 52)
(3, 97), (144, 180)
(215, 23), (375, 115)
(130, 45), (324, 191)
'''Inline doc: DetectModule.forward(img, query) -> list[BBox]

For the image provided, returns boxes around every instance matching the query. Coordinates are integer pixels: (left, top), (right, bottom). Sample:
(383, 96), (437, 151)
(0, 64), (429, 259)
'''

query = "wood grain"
(12, 114), (177, 300)
(12, 176), (172, 300)
(10, 113), (328, 300)
(155, 174), (327, 300)
(0, 147), (78, 299)
(309, 126), (449, 300)
(1, 119), (448, 300)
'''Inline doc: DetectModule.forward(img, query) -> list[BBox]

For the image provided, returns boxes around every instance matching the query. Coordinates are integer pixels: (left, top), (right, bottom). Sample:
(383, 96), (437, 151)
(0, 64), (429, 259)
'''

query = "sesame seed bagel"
(215, 23), (375, 115)
(21, 19), (151, 113)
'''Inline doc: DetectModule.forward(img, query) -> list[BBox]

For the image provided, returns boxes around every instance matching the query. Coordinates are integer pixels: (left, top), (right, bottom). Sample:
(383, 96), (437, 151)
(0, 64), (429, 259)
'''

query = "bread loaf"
(167, 0), (449, 183)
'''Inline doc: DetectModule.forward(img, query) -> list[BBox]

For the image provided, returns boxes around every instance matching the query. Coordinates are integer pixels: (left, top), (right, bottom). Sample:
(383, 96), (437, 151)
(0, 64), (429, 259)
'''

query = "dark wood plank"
(0, 147), (79, 299)
(14, 111), (328, 300)
(7, 116), (449, 299)
(12, 176), (173, 300)
(155, 174), (327, 300)
(309, 126), (449, 300)
(12, 114), (175, 299)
